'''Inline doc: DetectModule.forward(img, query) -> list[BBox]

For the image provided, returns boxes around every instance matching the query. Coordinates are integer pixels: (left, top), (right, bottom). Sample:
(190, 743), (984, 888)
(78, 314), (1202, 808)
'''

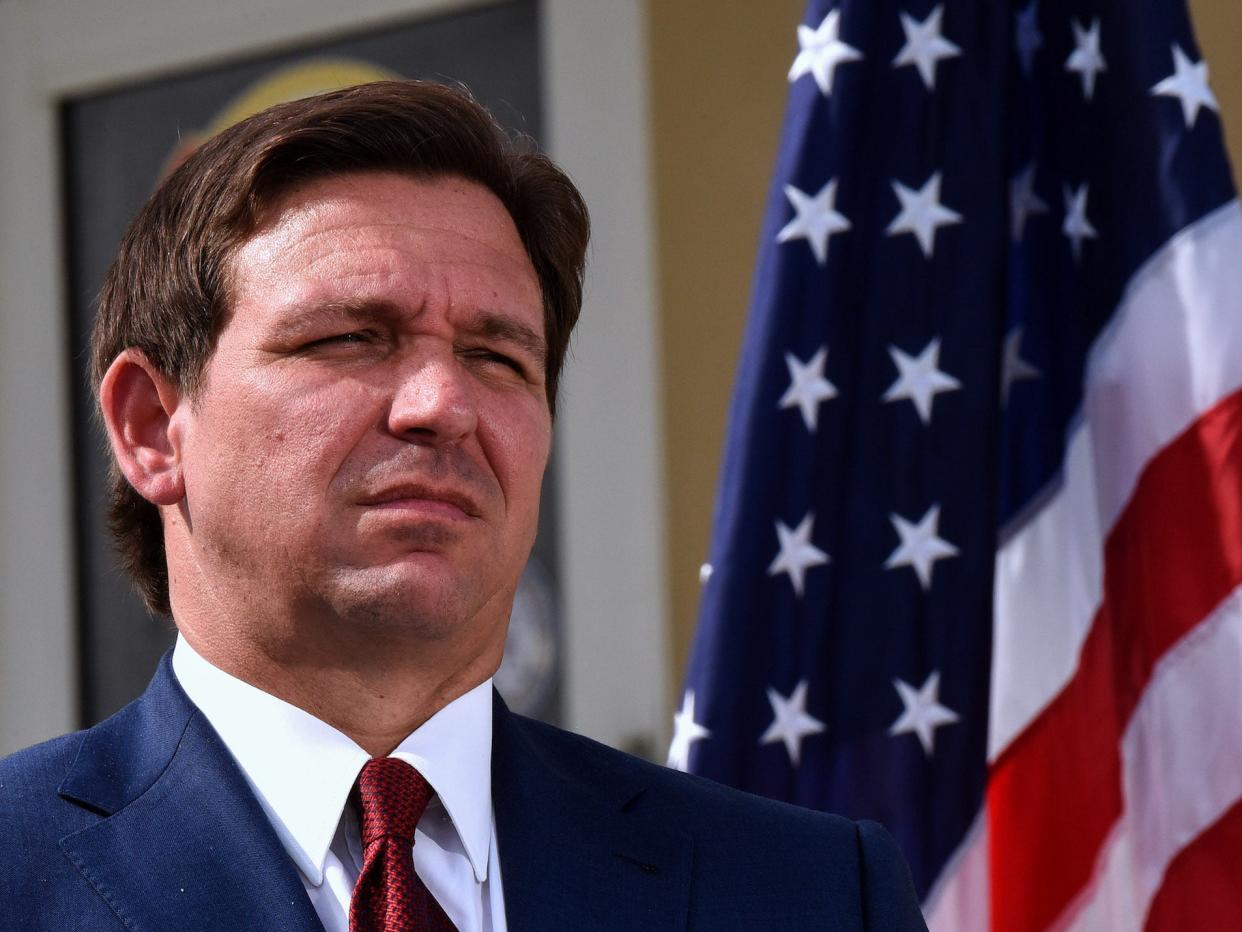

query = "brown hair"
(90, 80), (590, 615)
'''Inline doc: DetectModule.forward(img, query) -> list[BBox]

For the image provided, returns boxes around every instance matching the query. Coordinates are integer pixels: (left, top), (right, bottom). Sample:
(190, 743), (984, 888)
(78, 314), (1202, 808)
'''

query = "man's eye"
(468, 348), (526, 375)
(303, 331), (374, 350)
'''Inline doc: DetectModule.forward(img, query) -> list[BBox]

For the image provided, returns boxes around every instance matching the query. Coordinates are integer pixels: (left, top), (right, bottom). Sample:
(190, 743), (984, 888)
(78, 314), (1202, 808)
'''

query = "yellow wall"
(650, 1), (1242, 698)
(649, 0), (805, 698)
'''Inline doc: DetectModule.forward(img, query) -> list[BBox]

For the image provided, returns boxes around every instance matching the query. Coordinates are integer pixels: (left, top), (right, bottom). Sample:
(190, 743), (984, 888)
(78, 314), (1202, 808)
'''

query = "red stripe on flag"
(1144, 796), (1242, 930)
(987, 388), (1242, 932)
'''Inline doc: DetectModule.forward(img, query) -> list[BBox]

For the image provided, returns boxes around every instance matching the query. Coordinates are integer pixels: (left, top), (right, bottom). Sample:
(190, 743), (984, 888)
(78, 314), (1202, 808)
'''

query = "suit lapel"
(491, 695), (692, 932)
(57, 656), (323, 931)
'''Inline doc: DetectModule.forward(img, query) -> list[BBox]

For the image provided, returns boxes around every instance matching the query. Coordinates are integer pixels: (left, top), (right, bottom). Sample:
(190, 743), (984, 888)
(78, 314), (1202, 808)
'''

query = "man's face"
(173, 172), (550, 651)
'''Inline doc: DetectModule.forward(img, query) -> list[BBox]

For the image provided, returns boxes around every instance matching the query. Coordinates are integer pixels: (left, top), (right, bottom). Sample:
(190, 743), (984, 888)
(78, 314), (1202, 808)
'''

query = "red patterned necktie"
(349, 757), (456, 932)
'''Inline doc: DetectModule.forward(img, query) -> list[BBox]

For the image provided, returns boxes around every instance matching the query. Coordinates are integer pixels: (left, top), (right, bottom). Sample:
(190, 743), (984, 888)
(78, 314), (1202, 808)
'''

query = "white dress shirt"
(172, 636), (507, 932)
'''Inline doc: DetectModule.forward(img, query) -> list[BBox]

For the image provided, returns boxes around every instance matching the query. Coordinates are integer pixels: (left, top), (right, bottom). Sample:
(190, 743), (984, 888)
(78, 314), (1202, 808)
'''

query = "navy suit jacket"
(0, 656), (926, 930)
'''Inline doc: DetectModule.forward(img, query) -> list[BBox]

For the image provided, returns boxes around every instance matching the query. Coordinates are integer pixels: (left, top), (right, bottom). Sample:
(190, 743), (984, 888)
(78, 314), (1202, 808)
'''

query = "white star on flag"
(884, 504), (959, 590)
(779, 346), (838, 431)
(882, 338), (961, 425)
(768, 513), (829, 597)
(1010, 162), (1049, 243)
(760, 680), (826, 766)
(1151, 43), (1219, 129)
(1001, 326), (1041, 407)
(892, 5), (961, 91)
(776, 180), (851, 265)
(885, 172), (962, 258)
(889, 671), (959, 755)
(789, 10), (863, 96)
(667, 690), (711, 771)
(1062, 182), (1098, 262)
(1065, 18), (1106, 101)
(1014, 1), (1043, 77)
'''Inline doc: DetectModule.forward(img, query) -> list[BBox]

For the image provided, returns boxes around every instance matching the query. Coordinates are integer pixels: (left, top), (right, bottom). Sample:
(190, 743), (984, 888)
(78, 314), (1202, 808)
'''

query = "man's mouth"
(357, 482), (482, 519)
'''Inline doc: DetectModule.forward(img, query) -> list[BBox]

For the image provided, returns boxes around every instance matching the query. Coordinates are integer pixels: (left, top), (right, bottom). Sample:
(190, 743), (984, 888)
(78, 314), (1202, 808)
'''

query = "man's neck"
(175, 619), (503, 758)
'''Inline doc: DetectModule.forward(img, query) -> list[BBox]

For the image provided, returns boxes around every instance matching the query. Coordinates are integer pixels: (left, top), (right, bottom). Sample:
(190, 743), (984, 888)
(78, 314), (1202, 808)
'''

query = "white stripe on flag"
(1060, 585), (1242, 930)
(924, 809), (989, 932)
(989, 200), (1242, 761)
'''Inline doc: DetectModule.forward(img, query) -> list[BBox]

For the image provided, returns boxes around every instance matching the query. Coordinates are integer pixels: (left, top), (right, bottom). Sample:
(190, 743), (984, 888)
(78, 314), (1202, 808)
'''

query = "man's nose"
(385, 353), (478, 446)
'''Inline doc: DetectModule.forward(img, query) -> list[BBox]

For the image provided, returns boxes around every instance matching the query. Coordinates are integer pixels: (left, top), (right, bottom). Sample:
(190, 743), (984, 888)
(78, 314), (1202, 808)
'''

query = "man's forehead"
(246, 170), (518, 245)
(227, 171), (544, 320)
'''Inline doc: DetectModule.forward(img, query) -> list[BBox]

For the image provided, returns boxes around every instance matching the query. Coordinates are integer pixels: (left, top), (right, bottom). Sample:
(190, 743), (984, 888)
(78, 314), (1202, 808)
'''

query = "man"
(0, 81), (926, 930)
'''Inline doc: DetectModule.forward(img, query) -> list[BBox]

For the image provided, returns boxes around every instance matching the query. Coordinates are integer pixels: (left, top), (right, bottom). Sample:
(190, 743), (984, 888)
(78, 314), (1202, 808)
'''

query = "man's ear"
(98, 349), (187, 506)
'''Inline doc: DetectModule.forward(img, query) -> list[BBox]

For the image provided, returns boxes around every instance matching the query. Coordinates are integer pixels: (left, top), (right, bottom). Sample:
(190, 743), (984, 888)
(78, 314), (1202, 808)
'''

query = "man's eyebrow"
(464, 312), (547, 367)
(276, 299), (401, 333)
(276, 301), (546, 364)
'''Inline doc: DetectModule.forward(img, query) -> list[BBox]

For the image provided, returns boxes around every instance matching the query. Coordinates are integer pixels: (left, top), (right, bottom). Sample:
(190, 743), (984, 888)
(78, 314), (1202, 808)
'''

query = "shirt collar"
(171, 635), (494, 885)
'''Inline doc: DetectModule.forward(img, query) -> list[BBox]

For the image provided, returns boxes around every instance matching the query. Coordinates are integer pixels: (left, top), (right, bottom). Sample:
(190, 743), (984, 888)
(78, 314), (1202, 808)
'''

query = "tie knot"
(356, 757), (434, 846)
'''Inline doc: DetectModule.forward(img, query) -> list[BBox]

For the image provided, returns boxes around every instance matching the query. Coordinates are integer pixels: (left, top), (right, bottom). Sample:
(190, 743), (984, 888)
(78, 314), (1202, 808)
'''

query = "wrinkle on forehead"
(227, 172), (543, 330)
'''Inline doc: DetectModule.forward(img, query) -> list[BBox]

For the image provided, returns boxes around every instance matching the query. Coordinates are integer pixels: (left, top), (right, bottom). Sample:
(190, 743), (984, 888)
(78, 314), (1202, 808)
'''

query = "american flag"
(674, 0), (1242, 928)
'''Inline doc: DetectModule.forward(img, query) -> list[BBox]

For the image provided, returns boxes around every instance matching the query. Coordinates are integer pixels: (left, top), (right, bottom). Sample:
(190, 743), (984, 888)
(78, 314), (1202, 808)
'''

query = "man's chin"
(319, 561), (480, 635)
